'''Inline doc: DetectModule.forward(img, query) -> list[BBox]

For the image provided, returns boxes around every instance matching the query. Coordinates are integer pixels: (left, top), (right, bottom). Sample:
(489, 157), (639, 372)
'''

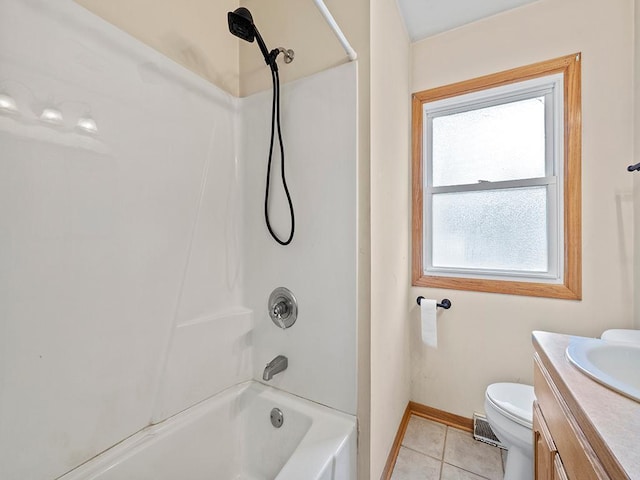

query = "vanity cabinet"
(532, 332), (636, 480)
(532, 371), (595, 479)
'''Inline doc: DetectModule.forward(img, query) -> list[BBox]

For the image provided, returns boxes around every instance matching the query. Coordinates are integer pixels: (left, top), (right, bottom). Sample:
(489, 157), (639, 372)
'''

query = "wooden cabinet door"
(534, 401), (556, 480)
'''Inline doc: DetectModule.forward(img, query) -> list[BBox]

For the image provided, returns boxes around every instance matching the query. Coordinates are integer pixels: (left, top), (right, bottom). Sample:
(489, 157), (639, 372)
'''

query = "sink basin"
(566, 337), (640, 402)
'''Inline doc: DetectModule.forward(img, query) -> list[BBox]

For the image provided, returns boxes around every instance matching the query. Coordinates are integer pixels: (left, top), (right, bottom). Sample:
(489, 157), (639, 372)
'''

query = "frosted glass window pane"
(431, 187), (548, 272)
(431, 97), (546, 187)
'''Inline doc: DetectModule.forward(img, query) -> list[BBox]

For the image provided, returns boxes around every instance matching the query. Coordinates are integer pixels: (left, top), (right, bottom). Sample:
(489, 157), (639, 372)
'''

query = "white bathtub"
(59, 382), (356, 480)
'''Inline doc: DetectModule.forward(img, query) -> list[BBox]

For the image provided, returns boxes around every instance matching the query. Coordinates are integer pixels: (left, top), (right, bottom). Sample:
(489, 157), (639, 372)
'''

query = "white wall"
(370, 0), (411, 478)
(0, 1), (249, 478)
(410, 0), (635, 418)
(240, 62), (358, 415)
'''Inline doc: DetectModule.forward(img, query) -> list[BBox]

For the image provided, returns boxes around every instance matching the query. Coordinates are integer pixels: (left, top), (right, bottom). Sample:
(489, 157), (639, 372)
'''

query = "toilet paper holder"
(416, 296), (452, 309)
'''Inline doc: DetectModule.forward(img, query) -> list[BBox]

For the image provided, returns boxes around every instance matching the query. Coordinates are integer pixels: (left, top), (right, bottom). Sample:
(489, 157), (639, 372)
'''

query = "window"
(412, 54), (581, 299)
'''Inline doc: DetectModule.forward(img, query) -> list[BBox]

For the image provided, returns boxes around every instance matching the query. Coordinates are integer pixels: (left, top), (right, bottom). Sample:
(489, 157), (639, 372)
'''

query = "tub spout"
(263, 355), (288, 381)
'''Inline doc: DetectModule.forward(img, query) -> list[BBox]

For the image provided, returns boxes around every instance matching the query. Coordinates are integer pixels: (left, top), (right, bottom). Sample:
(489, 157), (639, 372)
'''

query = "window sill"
(412, 274), (581, 300)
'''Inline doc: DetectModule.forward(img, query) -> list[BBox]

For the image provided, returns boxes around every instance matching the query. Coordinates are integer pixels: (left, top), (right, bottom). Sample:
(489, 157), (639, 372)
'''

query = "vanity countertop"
(532, 331), (640, 479)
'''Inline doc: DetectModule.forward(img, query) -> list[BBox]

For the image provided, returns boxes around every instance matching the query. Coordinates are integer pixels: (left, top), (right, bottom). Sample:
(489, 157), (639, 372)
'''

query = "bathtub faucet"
(263, 355), (288, 381)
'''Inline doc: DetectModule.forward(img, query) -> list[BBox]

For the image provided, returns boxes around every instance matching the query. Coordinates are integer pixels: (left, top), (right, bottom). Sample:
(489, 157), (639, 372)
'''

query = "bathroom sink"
(566, 337), (640, 403)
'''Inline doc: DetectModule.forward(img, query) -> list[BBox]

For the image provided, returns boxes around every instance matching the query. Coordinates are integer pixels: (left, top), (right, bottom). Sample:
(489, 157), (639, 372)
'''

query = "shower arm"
(256, 31), (293, 69)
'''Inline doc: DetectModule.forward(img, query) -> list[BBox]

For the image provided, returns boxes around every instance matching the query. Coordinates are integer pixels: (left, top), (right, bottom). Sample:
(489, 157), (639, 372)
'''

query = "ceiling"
(397, 0), (540, 42)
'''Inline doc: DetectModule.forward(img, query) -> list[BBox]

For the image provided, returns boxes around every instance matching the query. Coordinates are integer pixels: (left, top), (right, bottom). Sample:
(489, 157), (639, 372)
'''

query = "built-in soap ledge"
(154, 307), (253, 422)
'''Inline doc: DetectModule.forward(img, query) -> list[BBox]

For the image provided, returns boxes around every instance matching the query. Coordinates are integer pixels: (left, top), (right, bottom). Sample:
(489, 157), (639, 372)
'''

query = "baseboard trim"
(380, 404), (412, 480)
(408, 401), (473, 433)
(379, 401), (474, 480)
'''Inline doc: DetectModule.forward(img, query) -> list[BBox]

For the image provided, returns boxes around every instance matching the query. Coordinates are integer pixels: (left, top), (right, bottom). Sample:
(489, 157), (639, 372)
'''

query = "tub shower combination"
(60, 382), (356, 480)
(0, 0), (357, 479)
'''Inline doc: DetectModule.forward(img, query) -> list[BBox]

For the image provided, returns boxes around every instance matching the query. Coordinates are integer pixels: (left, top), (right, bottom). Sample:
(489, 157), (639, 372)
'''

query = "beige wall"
(635, 0), (640, 330)
(74, 0), (240, 96)
(370, 0), (411, 478)
(238, 0), (349, 96)
(410, 0), (635, 418)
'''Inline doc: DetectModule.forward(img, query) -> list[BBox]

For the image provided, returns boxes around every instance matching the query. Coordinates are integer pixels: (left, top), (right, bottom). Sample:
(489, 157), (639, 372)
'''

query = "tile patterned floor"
(390, 415), (505, 480)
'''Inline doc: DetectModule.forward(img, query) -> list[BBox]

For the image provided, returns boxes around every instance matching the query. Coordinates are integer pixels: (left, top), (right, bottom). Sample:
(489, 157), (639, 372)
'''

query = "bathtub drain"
(270, 408), (284, 428)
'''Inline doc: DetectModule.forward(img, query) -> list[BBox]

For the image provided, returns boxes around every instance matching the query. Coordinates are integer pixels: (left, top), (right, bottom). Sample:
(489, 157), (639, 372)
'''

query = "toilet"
(484, 383), (535, 480)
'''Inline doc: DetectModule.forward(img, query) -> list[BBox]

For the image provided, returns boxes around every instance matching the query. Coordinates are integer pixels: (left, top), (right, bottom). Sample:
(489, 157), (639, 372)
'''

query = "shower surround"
(0, 1), (357, 478)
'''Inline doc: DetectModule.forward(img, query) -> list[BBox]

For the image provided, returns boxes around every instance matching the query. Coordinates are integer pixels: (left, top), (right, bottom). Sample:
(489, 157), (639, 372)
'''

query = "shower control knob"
(268, 287), (298, 329)
(272, 301), (289, 319)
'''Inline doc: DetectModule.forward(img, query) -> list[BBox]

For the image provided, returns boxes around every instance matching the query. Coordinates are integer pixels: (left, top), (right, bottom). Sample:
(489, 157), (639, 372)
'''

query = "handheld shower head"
(226, 9), (296, 245)
(228, 7), (273, 67)
(227, 7), (255, 42)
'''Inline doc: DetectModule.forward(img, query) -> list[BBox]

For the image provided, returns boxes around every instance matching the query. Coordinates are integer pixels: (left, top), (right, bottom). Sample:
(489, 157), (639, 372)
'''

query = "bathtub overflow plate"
(268, 287), (298, 329)
(270, 407), (284, 428)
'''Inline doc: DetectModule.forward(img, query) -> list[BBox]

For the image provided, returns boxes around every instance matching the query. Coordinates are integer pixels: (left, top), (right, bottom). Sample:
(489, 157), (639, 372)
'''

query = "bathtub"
(59, 382), (356, 480)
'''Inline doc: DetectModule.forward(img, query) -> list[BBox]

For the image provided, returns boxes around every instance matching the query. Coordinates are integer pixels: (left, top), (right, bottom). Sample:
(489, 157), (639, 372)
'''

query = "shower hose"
(265, 62), (295, 246)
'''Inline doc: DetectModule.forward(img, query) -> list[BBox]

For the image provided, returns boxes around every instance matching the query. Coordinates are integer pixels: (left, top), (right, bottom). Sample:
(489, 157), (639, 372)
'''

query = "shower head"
(227, 7), (254, 42)
(228, 7), (273, 67)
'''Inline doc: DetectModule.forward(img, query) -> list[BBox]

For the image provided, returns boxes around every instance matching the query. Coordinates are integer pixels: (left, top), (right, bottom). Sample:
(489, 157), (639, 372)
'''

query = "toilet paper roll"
(420, 298), (438, 347)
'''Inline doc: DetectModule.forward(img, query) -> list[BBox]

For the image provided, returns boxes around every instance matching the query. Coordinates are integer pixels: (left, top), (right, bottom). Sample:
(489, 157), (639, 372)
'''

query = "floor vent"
(473, 413), (506, 449)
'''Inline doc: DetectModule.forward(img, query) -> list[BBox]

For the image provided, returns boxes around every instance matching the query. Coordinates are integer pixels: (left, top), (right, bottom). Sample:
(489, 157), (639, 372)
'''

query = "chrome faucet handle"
(272, 301), (289, 319)
(268, 288), (297, 328)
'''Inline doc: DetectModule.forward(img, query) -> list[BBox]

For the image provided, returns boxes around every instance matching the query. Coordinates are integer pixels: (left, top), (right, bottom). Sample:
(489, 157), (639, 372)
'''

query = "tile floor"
(390, 415), (505, 480)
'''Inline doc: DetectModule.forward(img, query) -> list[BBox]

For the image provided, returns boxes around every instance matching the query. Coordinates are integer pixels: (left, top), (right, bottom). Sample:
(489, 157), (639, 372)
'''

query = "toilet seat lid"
(486, 383), (535, 428)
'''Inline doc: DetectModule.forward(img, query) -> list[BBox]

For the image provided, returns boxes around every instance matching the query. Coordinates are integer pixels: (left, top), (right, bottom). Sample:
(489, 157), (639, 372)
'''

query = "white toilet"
(484, 382), (535, 480)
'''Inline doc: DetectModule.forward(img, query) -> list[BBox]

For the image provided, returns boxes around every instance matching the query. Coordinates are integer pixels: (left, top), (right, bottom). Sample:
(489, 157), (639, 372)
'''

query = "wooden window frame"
(412, 54), (582, 299)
